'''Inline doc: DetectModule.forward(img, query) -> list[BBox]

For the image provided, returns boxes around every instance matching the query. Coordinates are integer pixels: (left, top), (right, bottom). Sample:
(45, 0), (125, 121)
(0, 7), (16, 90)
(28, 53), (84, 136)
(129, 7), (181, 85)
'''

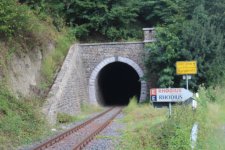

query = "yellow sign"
(176, 61), (197, 75)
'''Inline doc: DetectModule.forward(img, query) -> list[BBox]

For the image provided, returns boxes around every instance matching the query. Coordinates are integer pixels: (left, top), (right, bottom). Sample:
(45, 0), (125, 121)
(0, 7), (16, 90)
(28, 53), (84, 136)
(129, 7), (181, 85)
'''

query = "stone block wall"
(79, 42), (148, 104)
(79, 42), (145, 79)
(42, 44), (88, 124)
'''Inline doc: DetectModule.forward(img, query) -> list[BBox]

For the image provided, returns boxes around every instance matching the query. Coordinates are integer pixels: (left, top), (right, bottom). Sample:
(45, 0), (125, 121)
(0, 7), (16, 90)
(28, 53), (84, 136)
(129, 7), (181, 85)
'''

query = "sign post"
(183, 75), (191, 90)
(150, 88), (193, 102)
(186, 75), (188, 90)
(176, 61), (197, 89)
(150, 88), (193, 117)
(169, 102), (172, 117)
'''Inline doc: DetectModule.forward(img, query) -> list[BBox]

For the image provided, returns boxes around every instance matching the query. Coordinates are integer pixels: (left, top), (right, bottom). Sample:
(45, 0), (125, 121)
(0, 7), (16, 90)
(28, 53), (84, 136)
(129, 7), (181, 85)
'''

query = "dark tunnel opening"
(97, 62), (141, 106)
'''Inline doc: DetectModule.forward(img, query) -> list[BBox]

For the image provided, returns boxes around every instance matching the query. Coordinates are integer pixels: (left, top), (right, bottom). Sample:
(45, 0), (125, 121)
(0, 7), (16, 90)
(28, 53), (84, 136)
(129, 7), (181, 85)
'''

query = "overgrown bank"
(0, 87), (49, 149)
(0, 0), (75, 148)
(119, 86), (225, 149)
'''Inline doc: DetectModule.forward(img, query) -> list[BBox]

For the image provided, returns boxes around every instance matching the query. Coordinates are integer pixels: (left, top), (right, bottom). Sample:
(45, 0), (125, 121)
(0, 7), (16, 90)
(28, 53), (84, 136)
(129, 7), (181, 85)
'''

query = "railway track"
(32, 107), (122, 150)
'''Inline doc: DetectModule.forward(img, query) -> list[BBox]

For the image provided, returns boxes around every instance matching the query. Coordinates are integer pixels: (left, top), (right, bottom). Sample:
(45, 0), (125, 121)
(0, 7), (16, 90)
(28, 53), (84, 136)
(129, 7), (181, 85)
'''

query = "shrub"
(40, 32), (73, 91)
(145, 4), (225, 90)
(0, 0), (32, 37)
(120, 96), (207, 150)
(120, 97), (167, 150)
(154, 106), (195, 150)
(0, 86), (49, 148)
(70, 25), (89, 39)
(57, 113), (74, 123)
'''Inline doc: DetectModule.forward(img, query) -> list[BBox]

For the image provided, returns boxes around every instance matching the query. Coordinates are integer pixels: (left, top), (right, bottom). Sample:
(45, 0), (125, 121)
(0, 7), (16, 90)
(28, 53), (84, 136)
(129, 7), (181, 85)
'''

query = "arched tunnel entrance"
(96, 62), (141, 106)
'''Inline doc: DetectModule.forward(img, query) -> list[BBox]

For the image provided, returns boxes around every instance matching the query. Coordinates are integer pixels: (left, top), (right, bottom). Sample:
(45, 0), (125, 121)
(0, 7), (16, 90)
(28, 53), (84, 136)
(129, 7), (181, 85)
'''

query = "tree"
(19, 0), (142, 40)
(181, 6), (225, 87)
(145, 26), (181, 88)
(145, 3), (225, 89)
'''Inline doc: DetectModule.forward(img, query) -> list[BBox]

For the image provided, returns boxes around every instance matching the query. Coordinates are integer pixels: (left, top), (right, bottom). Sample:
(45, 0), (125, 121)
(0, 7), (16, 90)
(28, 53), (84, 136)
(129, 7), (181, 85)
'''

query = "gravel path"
(84, 113), (125, 150)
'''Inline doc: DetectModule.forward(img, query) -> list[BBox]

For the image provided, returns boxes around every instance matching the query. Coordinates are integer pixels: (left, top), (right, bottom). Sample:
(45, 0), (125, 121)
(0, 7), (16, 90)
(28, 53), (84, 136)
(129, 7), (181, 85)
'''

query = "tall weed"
(0, 86), (50, 148)
(198, 85), (225, 149)
(120, 96), (207, 150)
(120, 97), (167, 150)
(40, 32), (74, 91)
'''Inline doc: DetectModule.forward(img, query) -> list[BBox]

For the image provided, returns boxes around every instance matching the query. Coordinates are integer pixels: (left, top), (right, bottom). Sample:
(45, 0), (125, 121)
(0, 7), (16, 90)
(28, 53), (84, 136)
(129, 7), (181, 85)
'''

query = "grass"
(80, 102), (103, 114)
(0, 85), (103, 149)
(40, 31), (74, 92)
(0, 87), (50, 149)
(56, 102), (103, 125)
(96, 135), (116, 140)
(205, 103), (225, 150)
(198, 85), (225, 150)
(118, 85), (225, 150)
(56, 110), (97, 125)
(0, 1), (77, 149)
(0, 19), (75, 150)
(119, 98), (167, 150)
(119, 95), (208, 150)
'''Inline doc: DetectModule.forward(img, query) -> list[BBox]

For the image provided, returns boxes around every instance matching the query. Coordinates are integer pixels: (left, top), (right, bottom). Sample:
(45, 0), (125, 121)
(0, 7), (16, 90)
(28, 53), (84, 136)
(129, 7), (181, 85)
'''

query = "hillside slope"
(0, 1), (73, 148)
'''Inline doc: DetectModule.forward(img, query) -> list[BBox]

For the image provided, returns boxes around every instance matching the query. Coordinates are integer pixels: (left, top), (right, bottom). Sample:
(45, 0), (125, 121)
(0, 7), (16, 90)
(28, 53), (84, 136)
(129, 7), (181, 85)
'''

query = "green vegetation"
(119, 1), (225, 148)
(141, 1), (225, 148)
(205, 103), (225, 149)
(0, 0), (57, 48)
(57, 113), (80, 124)
(57, 102), (103, 124)
(198, 84), (225, 149)
(0, 0), (33, 37)
(0, 87), (102, 148)
(40, 32), (73, 92)
(119, 92), (222, 149)
(80, 102), (103, 114)
(0, 0), (74, 148)
(0, 86), (49, 149)
(0, 0), (224, 149)
(22, 0), (213, 42)
(145, 0), (225, 90)
(119, 98), (167, 149)
(20, 0), (143, 41)
(0, 0), (72, 92)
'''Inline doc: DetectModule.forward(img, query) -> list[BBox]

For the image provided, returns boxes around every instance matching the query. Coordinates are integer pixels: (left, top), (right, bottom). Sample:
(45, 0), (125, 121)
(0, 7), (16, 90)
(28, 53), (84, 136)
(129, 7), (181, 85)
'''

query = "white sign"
(150, 88), (193, 102)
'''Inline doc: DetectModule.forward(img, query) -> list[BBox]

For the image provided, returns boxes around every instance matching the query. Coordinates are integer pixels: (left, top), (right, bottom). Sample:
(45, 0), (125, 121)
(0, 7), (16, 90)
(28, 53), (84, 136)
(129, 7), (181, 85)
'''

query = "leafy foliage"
(120, 97), (207, 150)
(145, 0), (225, 89)
(57, 113), (75, 123)
(0, 0), (32, 37)
(145, 27), (180, 87)
(20, 0), (142, 40)
(0, 86), (49, 148)
(40, 32), (73, 93)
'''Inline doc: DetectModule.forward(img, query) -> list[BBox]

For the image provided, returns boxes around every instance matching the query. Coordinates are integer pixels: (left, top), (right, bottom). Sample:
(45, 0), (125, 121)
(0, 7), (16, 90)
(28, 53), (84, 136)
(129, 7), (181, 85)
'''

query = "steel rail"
(73, 108), (122, 150)
(32, 107), (114, 150)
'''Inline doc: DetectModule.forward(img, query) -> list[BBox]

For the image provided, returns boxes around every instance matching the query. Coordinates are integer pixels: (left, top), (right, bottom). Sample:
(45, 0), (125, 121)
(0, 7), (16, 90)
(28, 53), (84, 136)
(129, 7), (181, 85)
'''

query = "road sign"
(150, 88), (193, 102)
(176, 61), (197, 75)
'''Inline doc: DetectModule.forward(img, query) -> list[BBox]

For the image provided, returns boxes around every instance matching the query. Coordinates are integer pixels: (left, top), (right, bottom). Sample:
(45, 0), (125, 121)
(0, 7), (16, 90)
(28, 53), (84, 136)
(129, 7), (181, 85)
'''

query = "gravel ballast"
(84, 113), (125, 150)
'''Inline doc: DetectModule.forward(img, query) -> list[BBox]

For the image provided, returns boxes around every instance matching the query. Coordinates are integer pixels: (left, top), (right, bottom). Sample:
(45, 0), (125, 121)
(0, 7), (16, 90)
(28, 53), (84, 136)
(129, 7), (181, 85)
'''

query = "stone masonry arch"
(89, 56), (147, 104)
(42, 29), (155, 124)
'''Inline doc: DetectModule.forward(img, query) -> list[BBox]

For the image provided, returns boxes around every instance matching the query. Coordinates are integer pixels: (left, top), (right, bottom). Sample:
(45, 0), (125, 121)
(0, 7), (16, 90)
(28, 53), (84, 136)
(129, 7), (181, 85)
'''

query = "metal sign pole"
(169, 102), (172, 117)
(186, 74), (189, 90)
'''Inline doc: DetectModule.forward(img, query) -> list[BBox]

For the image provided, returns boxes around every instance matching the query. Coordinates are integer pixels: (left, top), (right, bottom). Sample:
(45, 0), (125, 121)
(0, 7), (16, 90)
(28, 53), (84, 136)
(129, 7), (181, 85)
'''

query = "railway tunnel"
(96, 62), (141, 106)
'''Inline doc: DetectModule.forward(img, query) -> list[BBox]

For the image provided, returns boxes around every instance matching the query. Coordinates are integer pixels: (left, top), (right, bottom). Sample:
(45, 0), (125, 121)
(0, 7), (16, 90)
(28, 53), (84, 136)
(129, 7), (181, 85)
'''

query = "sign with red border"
(150, 88), (193, 102)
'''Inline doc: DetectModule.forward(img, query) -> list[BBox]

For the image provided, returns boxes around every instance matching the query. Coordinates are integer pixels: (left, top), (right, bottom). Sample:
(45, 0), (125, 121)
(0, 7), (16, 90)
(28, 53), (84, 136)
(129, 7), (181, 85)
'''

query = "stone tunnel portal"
(97, 62), (141, 106)
(89, 57), (147, 106)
